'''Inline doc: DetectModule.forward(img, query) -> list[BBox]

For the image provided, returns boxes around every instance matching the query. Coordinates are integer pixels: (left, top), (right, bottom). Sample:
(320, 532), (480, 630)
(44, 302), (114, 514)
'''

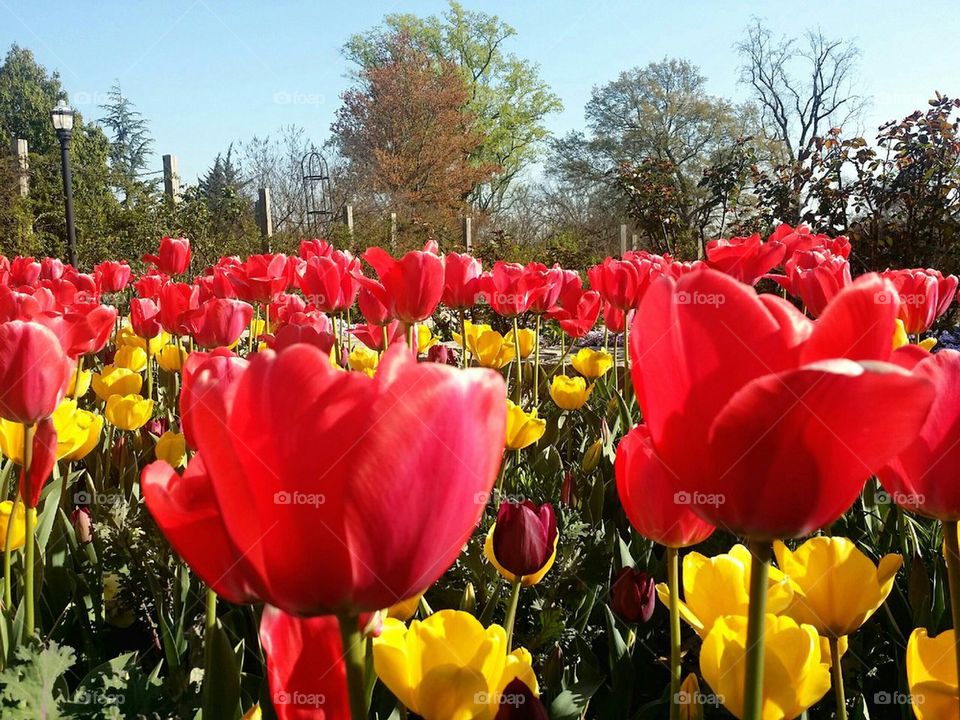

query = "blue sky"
(2, 0), (958, 182)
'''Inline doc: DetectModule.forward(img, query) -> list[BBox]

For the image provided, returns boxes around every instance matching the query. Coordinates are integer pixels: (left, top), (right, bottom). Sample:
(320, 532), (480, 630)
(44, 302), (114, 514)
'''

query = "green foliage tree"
(98, 83), (154, 200)
(344, 0), (561, 214)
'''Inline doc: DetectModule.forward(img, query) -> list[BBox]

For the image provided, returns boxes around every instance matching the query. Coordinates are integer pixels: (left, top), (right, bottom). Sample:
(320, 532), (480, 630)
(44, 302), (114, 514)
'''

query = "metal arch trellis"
(301, 149), (333, 235)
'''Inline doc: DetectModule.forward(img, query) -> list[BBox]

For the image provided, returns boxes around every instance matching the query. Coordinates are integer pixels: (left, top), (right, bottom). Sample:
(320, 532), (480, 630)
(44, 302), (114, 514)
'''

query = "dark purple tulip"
(610, 567), (656, 623)
(492, 500), (557, 577)
(495, 678), (549, 719)
(426, 344), (453, 365)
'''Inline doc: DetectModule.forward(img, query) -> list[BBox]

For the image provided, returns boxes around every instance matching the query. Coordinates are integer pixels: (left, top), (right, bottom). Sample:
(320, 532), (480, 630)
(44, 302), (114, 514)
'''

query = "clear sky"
(2, 0), (958, 182)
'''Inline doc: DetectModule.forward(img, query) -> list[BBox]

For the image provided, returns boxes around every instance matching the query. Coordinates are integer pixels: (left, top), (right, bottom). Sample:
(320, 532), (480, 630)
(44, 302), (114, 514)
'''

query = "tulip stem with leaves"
(666, 546), (682, 720)
(205, 587), (216, 630)
(942, 518), (960, 717)
(459, 308), (468, 369)
(533, 315), (541, 406)
(2, 493), (21, 608)
(829, 636), (847, 720)
(338, 613), (369, 720)
(512, 318), (523, 405)
(504, 577), (522, 652)
(22, 422), (35, 637)
(742, 539), (771, 720)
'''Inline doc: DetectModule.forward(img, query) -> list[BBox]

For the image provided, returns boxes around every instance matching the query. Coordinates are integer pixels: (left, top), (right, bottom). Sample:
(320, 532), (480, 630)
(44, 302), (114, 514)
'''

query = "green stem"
(829, 635), (847, 720)
(146, 351), (154, 402)
(623, 317), (631, 407)
(742, 539), (771, 720)
(942, 519), (960, 719)
(460, 308), (468, 369)
(3, 494), (22, 609)
(667, 546), (682, 720)
(512, 317), (523, 406)
(338, 613), (368, 720)
(504, 578), (522, 652)
(205, 587), (217, 631)
(407, 323), (416, 354)
(533, 315), (541, 407)
(24, 506), (35, 637)
(332, 314), (341, 366)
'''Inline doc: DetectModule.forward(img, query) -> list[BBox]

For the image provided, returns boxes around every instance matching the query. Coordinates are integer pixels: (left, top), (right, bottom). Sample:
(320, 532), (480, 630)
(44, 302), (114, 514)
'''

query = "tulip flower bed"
(0, 228), (959, 720)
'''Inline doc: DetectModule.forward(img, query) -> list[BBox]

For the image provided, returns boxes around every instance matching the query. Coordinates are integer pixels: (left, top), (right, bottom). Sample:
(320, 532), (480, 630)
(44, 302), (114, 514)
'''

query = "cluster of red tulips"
(0, 225), (959, 719)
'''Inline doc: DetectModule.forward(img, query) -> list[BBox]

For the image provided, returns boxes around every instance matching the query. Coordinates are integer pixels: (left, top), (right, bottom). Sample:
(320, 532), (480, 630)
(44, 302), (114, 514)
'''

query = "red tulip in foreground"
(144, 343), (506, 615)
(881, 267), (958, 334)
(630, 269), (935, 540)
(143, 236), (191, 276)
(363, 243), (444, 323)
(0, 320), (73, 425)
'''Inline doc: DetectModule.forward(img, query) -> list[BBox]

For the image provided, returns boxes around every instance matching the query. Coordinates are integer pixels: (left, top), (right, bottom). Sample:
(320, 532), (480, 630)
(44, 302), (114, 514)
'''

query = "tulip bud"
(560, 472), (577, 508)
(71, 506), (93, 544)
(459, 582), (476, 613)
(610, 567), (655, 624)
(677, 673), (704, 720)
(492, 500), (558, 578)
(426, 344), (453, 365)
(543, 644), (564, 692)
(494, 678), (549, 719)
(581, 439), (603, 473)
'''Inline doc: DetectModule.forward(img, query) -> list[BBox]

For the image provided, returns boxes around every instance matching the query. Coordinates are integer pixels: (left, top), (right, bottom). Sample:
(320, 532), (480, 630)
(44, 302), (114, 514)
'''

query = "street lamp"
(51, 100), (77, 267)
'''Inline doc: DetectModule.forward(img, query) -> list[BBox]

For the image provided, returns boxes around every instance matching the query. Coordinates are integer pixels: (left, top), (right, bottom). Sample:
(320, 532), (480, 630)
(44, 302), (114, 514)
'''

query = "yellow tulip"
(348, 346), (379, 376)
(113, 345), (148, 373)
(61, 411), (104, 462)
(463, 327), (516, 370)
(386, 593), (423, 622)
(417, 325), (439, 354)
(117, 324), (168, 356)
(372, 610), (539, 720)
(483, 523), (557, 586)
(676, 673), (704, 720)
(654, 544), (794, 637)
(0, 500), (26, 551)
(550, 375), (592, 410)
(920, 336), (938, 351)
(893, 318), (938, 352)
(240, 706), (262, 720)
(453, 321), (488, 349)
(68, 367), (92, 398)
(505, 328), (535, 358)
(0, 399), (88, 462)
(157, 344), (189, 372)
(581, 438), (603, 473)
(155, 431), (186, 468)
(105, 394), (154, 431)
(505, 400), (545, 450)
(571, 348), (614, 379)
(774, 537), (901, 638)
(92, 365), (143, 401)
(907, 628), (958, 720)
(700, 614), (831, 720)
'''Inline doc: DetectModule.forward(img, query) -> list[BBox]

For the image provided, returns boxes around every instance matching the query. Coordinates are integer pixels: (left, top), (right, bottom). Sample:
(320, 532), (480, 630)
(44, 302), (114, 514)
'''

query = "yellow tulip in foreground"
(105, 394), (154, 431)
(655, 544), (793, 636)
(505, 400), (545, 450)
(550, 375), (592, 410)
(157, 344), (189, 372)
(68, 367), (92, 398)
(113, 345), (148, 373)
(483, 523), (557, 586)
(0, 400), (96, 462)
(155, 431), (186, 468)
(0, 500), (26, 551)
(774, 537), (901, 639)
(700, 614), (831, 720)
(348, 346), (379, 376)
(417, 324), (438, 353)
(92, 365), (143, 401)
(460, 324), (516, 370)
(373, 610), (539, 720)
(907, 628), (958, 720)
(506, 327), (535, 358)
(571, 348), (614, 379)
(61, 410), (104, 462)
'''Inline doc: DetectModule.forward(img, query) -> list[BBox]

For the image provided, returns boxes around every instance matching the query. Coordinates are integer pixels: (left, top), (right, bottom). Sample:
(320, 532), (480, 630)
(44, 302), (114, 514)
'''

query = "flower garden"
(0, 228), (958, 720)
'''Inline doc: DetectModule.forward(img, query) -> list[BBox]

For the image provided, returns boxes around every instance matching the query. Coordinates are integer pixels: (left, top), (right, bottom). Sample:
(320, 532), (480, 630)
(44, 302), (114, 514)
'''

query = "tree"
(736, 21), (866, 164)
(549, 59), (750, 254)
(344, 1), (561, 214)
(99, 83), (154, 192)
(332, 35), (497, 240)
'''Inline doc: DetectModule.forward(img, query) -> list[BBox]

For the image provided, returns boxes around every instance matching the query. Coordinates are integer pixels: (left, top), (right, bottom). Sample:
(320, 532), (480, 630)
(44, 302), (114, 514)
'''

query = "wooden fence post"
(11, 138), (28, 197)
(462, 216), (472, 250)
(255, 187), (273, 252)
(619, 224), (628, 256)
(162, 154), (180, 203)
(342, 204), (354, 235)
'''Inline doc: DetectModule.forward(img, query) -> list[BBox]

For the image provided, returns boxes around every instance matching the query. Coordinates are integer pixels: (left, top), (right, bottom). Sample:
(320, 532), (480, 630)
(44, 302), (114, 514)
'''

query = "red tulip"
(768, 223), (851, 262)
(363, 244), (444, 323)
(0, 286), (44, 322)
(297, 252), (360, 313)
(229, 254), (292, 304)
(0, 321), (73, 424)
(130, 298), (162, 339)
(770, 248), (852, 317)
(880, 268), (959, 334)
(141, 456), (261, 603)
(179, 348), (248, 449)
(480, 262), (536, 317)
(298, 238), (333, 261)
(426, 344), (453, 365)
(0, 255), (8, 285)
(526, 263), (564, 314)
(629, 269), (936, 539)
(610, 567), (656, 624)
(602, 302), (632, 334)
(95, 260), (132, 293)
(879, 350), (960, 520)
(61, 268), (99, 304)
(35, 304), (117, 358)
(443, 252), (483, 309)
(549, 289), (601, 338)
(615, 425), (715, 547)
(158, 282), (201, 335)
(143, 236), (191, 276)
(491, 500), (557, 577)
(183, 299), (254, 349)
(705, 233), (785, 285)
(20, 416), (57, 508)
(9, 256), (41, 287)
(259, 608), (349, 720)
(356, 280), (393, 326)
(350, 320), (404, 351)
(133, 270), (167, 299)
(268, 293), (308, 325)
(182, 344), (505, 615)
(40, 257), (65, 281)
(267, 322), (335, 354)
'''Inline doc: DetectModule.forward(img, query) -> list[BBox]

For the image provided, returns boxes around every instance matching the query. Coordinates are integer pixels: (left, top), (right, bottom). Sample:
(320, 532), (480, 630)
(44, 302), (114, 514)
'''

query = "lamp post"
(51, 100), (77, 267)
